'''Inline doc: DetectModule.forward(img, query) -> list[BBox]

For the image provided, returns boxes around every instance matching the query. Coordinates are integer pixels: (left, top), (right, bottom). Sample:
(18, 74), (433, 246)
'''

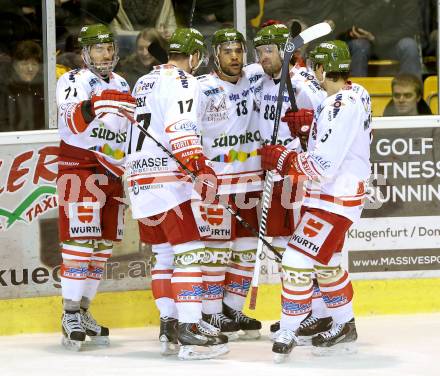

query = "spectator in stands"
(116, 28), (167, 88)
(0, 40), (45, 132)
(115, 0), (176, 38)
(257, 0), (342, 38)
(344, 0), (422, 79)
(383, 74), (432, 116)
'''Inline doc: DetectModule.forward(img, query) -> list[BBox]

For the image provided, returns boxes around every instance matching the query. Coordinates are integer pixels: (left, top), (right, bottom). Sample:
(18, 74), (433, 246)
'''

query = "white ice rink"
(0, 314), (438, 376)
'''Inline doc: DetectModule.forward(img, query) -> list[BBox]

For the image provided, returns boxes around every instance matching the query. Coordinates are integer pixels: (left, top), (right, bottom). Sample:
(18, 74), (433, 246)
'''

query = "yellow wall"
(1, 279), (439, 335)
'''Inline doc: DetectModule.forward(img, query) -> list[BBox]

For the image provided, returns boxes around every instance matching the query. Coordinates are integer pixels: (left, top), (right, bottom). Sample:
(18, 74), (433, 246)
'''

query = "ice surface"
(0, 314), (438, 376)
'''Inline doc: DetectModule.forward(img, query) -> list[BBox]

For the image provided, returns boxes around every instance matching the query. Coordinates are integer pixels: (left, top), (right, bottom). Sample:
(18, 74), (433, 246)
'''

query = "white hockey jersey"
(197, 63), (264, 194)
(126, 64), (202, 218)
(255, 64), (327, 184)
(295, 82), (372, 222)
(57, 69), (131, 174)
(255, 64), (326, 149)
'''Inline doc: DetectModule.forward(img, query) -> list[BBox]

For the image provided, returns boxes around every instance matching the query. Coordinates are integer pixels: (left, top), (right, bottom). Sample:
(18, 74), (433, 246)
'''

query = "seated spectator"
(116, 28), (167, 88)
(383, 74), (432, 116)
(343, 0), (422, 79)
(0, 40), (45, 132)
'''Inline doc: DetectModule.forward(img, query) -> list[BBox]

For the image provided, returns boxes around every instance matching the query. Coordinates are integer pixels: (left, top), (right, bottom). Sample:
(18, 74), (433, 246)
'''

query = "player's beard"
(220, 62), (243, 77)
(261, 59), (281, 77)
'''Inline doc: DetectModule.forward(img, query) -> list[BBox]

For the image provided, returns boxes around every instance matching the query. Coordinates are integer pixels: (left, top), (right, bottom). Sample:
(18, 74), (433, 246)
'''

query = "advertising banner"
(1, 119), (439, 299)
(346, 124), (440, 279)
(0, 132), (152, 299)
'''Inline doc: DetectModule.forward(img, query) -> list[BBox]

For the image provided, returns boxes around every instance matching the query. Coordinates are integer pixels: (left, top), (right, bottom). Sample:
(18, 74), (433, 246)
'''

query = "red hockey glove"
(260, 145), (298, 177)
(185, 155), (218, 202)
(281, 108), (314, 139)
(91, 89), (136, 117)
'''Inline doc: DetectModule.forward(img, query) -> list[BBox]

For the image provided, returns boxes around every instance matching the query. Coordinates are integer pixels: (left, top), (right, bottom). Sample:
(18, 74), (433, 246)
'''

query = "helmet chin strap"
(319, 71), (326, 85)
(189, 51), (202, 74)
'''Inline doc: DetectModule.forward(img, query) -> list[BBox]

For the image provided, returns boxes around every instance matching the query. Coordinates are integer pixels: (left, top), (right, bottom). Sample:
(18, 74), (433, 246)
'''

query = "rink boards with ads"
(0, 117), (440, 334)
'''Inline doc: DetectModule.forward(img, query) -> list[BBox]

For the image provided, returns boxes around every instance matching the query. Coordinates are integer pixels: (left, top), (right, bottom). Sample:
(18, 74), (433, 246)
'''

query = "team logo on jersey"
(203, 86), (224, 96)
(165, 120), (197, 133)
(205, 96), (228, 122)
(207, 96), (227, 112)
(288, 212), (333, 257)
(77, 205), (94, 223)
(68, 202), (101, 237)
(199, 205), (232, 239)
(89, 78), (98, 88)
(331, 93), (344, 118)
(176, 69), (189, 88)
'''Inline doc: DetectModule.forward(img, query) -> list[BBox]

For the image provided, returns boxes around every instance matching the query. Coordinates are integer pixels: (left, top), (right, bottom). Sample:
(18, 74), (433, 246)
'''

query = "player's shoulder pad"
(59, 68), (86, 85)
(292, 68), (322, 91)
(133, 70), (160, 96)
(110, 72), (130, 93)
(324, 89), (359, 120)
(243, 63), (264, 84)
(197, 73), (224, 96)
(165, 66), (197, 90)
(347, 82), (371, 114)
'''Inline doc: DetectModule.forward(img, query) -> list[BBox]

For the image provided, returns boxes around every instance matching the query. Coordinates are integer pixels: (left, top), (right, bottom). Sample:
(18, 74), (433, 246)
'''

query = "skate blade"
(61, 337), (83, 351)
(297, 335), (312, 346)
(273, 352), (290, 364)
(223, 331), (240, 341)
(312, 341), (357, 357)
(160, 341), (179, 356)
(238, 330), (261, 340)
(87, 335), (110, 346)
(178, 344), (229, 360)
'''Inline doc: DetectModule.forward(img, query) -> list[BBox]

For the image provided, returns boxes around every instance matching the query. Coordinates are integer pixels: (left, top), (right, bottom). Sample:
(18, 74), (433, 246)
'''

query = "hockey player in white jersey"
(56, 23), (136, 350)
(196, 28), (264, 339)
(126, 27), (228, 360)
(260, 40), (371, 362)
(253, 24), (332, 344)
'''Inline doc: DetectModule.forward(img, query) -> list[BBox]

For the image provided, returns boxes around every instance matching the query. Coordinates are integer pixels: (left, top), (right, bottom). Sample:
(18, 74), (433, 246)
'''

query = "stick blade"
(299, 22), (332, 45)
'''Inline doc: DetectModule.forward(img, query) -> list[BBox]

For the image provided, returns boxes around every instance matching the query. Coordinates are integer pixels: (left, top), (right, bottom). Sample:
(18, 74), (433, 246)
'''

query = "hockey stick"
(249, 22), (332, 310)
(119, 107), (282, 257)
(284, 21), (301, 111)
(189, 0), (197, 28)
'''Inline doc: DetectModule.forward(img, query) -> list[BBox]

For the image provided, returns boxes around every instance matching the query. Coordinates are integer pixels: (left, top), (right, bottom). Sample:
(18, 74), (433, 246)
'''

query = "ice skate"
(61, 311), (86, 351)
(80, 309), (110, 346)
(159, 316), (179, 356)
(311, 318), (358, 356)
(272, 328), (298, 363)
(269, 321), (280, 341)
(296, 314), (333, 345)
(202, 312), (240, 341)
(177, 320), (229, 360)
(223, 303), (261, 340)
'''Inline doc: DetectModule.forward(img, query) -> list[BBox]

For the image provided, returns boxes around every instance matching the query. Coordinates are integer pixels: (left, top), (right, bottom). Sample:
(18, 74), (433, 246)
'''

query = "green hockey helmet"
(78, 23), (118, 78)
(169, 28), (206, 57)
(253, 24), (289, 49)
(78, 23), (114, 46)
(168, 28), (207, 71)
(212, 28), (246, 77)
(309, 40), (351, 73)
(212, 28), (245, 49)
